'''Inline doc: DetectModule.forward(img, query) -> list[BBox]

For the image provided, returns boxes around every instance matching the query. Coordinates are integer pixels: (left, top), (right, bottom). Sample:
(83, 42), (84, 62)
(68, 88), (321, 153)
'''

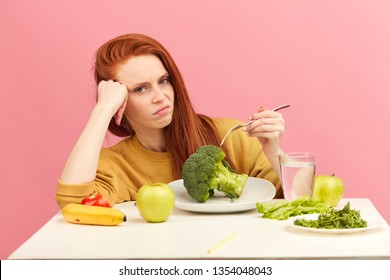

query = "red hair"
(94, 34), (234, 178)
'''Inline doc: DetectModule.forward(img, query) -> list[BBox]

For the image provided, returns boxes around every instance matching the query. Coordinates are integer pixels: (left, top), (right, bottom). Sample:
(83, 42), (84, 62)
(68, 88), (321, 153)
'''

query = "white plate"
(168, 177), (276, 213)
(287, 213), (387, 234)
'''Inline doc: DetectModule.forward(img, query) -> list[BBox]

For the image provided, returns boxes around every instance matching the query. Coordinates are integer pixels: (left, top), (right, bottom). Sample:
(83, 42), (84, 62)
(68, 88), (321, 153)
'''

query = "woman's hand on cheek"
(245, 106), (285, 155)
(114, 94), (128, 126)
(97, 80), (128, 124)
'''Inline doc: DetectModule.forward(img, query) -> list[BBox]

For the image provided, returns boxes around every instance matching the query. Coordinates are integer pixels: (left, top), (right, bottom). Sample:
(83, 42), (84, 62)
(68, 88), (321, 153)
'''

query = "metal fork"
(219, 104), (290, 146)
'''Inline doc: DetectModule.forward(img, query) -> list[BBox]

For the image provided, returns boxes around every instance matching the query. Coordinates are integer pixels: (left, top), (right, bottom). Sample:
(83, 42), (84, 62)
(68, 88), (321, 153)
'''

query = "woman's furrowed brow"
(160, 72), (169, 78)
(125, 72), (169, 88)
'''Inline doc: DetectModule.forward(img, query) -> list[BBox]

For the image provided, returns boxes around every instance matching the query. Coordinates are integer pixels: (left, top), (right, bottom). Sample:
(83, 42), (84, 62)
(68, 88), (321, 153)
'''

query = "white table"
(8, 198), (390, 259)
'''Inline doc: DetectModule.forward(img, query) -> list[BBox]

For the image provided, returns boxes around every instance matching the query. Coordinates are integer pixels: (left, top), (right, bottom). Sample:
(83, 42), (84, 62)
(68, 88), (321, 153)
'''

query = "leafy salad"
(256, 196), (368, 229)
(293, 202), (367, 229)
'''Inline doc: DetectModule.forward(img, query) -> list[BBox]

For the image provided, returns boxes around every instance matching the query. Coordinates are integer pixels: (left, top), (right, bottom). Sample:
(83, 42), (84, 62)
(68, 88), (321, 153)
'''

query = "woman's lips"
(153, 106), (170, 116)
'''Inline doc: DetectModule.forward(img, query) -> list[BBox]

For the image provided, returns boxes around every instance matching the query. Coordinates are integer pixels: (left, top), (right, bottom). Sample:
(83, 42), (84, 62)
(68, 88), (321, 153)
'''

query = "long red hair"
(94, 34), (233, 178)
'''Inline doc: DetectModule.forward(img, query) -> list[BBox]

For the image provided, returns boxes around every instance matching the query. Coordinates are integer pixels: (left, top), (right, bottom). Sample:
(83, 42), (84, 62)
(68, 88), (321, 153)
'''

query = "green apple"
(312, 174), (345, 206)
(136, 183), (175, 223)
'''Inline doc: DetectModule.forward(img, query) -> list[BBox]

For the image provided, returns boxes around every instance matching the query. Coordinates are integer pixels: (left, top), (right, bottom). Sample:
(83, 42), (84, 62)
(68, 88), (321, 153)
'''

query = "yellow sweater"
(55, 118), (282, 208)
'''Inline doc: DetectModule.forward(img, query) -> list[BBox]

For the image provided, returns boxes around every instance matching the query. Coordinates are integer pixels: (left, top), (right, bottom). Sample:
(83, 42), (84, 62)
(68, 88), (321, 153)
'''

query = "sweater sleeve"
(245, 137), (283, 198)
(55, 149), (138, 209)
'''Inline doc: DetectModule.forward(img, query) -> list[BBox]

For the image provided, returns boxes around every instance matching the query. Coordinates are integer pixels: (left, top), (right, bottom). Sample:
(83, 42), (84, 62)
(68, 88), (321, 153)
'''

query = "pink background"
(1, 0), (389, 259)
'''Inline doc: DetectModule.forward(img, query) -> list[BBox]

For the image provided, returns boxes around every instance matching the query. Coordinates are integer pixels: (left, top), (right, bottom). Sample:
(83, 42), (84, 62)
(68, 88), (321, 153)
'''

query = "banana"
(62, 203), (126, 226)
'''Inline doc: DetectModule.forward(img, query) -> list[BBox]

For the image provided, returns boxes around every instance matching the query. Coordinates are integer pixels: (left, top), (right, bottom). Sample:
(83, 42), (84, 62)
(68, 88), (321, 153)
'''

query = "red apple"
(136, 183), (175, 223)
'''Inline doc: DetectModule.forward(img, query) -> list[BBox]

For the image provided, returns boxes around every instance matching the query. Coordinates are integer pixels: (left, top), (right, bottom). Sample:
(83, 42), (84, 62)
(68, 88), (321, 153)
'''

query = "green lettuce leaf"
(256, 195), (330, 220)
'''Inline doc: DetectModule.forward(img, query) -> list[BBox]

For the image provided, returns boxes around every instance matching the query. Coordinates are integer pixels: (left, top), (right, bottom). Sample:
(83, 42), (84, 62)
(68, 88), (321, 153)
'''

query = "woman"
(55, 33), (286, 208)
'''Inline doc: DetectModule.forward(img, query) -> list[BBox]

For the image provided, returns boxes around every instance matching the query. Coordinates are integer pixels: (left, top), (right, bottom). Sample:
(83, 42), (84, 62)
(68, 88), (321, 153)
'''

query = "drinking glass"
(279, 152), (316, 200)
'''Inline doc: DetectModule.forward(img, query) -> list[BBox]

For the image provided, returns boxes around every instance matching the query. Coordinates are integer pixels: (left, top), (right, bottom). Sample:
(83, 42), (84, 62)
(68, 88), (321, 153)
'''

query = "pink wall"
(1, 0), (389, 259)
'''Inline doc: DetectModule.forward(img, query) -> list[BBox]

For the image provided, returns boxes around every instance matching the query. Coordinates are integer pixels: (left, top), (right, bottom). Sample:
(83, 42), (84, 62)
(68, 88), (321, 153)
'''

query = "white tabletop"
(8, 198), (390, 259)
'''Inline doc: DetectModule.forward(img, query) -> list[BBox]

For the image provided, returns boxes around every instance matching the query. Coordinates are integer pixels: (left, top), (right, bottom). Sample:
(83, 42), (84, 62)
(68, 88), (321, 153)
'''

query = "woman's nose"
(152, 87), (165, 103)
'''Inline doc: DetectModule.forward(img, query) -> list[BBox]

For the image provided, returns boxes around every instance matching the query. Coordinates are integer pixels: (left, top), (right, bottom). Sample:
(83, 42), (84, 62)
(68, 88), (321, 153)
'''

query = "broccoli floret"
(182, 145), (249, 202)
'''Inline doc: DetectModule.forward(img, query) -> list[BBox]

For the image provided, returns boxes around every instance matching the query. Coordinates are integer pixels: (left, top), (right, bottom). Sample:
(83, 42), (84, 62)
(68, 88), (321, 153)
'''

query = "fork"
(219, 104), (290, 146)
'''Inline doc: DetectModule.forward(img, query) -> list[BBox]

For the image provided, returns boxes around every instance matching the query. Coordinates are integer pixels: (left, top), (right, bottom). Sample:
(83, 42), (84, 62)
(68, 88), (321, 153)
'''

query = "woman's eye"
(134, 87), (146, 93)
(160, 77), (170, 84)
